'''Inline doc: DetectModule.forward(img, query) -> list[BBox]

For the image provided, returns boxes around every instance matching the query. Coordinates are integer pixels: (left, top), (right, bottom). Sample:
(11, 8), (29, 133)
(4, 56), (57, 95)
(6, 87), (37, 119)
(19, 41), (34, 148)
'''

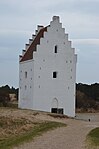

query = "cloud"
(1, 0), (99, 18)
(72, 39), (99, 45)
(72, 39), (99, 59)
(40, 0), (99, 17)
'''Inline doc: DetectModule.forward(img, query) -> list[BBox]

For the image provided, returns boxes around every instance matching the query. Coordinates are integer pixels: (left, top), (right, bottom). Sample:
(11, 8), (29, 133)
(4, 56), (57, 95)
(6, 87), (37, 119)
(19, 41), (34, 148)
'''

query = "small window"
(70, 76), (72, 79)
(70, 60), (72, 63)
(25, 71), (27, 78)
(53, 72), (57, 78)
(25, 85), (27, 90)
(54, 45), (57, 53)
(66, 61), (68, 63)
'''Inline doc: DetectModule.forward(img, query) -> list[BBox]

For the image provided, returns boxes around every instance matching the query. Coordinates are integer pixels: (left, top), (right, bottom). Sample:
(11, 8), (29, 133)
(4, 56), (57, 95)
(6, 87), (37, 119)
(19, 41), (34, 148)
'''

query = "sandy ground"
(13, 113), (99, 149)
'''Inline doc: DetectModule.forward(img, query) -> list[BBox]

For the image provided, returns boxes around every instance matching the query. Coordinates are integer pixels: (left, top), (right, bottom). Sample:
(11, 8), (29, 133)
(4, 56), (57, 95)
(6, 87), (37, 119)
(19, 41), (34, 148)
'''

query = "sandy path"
(14, 118), (99, 149)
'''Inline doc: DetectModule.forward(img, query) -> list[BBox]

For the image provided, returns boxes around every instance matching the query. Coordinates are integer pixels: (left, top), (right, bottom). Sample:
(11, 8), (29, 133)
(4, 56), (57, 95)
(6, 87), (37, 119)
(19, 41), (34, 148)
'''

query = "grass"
(0, 101), (18, 109)
(47, 113), (68, 119)
(0, 116), (26, 128)
(0, 121), (66, 149)
(87, 127), (99, 148)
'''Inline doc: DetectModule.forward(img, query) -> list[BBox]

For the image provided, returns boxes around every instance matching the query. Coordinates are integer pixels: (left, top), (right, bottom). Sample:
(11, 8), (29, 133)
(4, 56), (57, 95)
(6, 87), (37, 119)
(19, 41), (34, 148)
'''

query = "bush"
(0, 93), (10, 107)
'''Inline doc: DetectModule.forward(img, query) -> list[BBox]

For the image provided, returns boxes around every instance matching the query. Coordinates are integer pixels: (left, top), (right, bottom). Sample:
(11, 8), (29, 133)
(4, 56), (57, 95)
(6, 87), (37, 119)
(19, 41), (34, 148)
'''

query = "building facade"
(19, 16), (77, 117)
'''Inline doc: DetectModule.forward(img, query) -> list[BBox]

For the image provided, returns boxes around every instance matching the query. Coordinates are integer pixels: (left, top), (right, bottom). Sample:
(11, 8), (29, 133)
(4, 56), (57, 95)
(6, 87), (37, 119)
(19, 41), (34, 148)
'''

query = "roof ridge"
(20, 27), (47, 62)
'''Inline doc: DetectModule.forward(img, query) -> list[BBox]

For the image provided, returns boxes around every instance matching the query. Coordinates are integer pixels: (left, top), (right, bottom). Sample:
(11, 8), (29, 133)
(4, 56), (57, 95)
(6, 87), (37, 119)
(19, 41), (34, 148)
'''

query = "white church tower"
(19, 16), (77, 117)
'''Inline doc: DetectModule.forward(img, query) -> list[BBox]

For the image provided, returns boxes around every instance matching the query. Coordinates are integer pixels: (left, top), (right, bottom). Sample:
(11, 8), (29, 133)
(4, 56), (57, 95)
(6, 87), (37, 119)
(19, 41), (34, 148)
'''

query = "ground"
(0, 108), (99, 149)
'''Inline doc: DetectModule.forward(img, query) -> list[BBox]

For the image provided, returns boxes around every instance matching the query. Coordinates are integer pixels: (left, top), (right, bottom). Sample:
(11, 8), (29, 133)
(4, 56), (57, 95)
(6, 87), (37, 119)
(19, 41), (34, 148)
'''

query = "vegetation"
(76, 83), (99, 102)
(87, 127), (99, 148)
(48, 113), (68, 118)
(0, 120), (66, 149)
(0, 85), (18, 107)
(76, 83), (99, 112)
(0, 108), (66, 149)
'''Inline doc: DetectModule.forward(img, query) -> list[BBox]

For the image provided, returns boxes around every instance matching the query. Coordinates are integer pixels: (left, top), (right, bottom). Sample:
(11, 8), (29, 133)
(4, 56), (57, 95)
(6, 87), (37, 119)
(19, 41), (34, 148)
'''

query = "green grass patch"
(0, 121), (66, 149)
(87, 127), (99, 148)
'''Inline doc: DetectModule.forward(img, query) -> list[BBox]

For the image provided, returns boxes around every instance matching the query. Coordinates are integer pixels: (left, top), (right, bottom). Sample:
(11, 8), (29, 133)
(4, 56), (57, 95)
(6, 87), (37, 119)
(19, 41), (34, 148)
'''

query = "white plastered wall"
(18, 60), (34, 109)
(19, 16), (77, 117)
(32, 17), (76, 117)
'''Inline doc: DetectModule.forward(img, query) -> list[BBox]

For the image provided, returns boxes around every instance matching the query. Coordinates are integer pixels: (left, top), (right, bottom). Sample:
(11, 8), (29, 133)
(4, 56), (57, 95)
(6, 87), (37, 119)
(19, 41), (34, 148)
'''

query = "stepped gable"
(20, 27), (47, 62)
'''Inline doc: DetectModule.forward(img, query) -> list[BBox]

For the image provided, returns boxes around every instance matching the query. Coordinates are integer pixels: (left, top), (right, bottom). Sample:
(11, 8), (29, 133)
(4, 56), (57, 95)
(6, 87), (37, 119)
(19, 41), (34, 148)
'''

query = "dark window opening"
(70, 60), (72, 63)
(54, 45), (57, 53)
(66, 61), (68, 63)
(51, 108), (58, 113)
(25, 85), (27, 90)
(53, 72), (57, 78)
(58, 108), (64, 114)
(51, 108), (64, 114)
(25, 71), (27, 78)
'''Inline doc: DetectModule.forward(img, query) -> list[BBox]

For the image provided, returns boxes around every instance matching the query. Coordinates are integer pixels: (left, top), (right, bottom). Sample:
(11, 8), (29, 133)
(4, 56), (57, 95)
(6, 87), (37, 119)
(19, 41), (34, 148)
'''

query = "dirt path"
(14, 118), (99, 149)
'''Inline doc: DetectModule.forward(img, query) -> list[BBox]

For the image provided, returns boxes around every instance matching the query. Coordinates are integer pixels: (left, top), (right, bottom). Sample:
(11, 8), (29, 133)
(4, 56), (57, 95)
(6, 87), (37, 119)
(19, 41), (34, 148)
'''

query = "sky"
(0, 0), (99, 88)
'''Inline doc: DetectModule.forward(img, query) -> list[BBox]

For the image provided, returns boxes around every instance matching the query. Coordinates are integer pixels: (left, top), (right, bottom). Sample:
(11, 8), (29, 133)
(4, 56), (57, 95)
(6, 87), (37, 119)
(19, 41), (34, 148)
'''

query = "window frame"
(53, 71), (57, 78)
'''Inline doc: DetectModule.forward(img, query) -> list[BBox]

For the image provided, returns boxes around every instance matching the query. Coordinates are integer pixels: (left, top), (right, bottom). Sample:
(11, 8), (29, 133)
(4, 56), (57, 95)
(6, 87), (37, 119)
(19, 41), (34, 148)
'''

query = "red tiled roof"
(20, 27), (47, 62)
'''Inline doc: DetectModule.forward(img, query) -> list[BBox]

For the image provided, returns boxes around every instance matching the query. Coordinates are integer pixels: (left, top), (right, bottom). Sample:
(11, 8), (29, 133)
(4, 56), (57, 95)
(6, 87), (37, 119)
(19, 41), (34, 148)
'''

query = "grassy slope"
(0, 122), (66, 149)
(87, 127), (99, 148)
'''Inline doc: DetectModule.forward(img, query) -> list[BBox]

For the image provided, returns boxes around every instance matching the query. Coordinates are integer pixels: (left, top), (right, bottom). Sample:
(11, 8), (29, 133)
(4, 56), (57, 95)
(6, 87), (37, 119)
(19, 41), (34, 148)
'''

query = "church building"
(19, 16), (77, 117)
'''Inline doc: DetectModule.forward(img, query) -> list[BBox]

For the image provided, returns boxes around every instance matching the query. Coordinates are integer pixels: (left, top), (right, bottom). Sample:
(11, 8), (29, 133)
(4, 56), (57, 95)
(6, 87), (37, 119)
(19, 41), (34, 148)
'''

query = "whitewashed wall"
(19, 60), (34, 109)
(19, 16), (77, 117)
(33, 17), (76, 117)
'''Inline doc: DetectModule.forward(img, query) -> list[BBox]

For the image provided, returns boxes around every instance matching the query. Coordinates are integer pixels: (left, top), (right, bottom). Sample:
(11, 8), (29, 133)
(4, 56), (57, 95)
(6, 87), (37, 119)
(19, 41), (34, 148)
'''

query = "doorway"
(51, 98), (64, 114)
(51, 98), (58, 113)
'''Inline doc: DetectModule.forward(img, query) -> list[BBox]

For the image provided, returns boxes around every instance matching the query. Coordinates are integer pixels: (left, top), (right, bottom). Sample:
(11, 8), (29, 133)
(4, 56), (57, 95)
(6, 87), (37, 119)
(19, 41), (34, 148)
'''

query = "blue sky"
(0, 0), (99, 87)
